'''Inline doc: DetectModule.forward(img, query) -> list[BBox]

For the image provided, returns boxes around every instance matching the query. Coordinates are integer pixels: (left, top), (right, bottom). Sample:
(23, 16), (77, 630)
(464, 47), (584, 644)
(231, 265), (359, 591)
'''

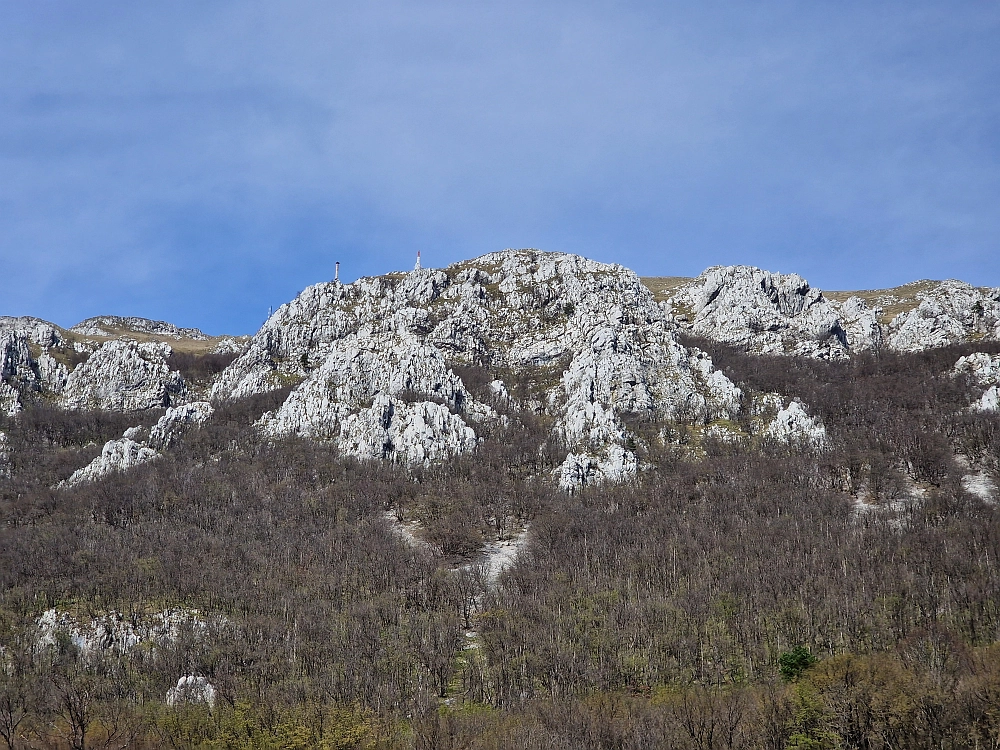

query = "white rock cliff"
(215, 250), (743, 487)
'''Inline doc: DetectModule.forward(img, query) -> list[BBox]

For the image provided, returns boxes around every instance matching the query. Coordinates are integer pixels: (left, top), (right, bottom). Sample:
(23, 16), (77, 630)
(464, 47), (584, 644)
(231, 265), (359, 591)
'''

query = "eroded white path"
(460, 525), (531, 583)
(962, 471), (997, 503)
(383, 510), (530, 582)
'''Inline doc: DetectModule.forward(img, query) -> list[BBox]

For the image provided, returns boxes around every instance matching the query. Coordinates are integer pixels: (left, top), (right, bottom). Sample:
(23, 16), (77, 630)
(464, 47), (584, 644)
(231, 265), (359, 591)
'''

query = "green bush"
(779, 646), (818, 682)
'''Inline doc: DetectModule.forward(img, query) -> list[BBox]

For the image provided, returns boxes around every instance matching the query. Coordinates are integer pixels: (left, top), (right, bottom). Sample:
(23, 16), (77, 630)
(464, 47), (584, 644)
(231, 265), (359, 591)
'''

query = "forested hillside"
(2, 332), (1000, 748)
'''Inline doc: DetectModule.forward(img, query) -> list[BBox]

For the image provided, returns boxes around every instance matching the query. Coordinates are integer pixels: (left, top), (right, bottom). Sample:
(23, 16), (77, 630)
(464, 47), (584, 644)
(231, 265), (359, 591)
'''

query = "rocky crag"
(70, 316), (210, 340)
(214, 250), (755, 488)
(954, 352), (1000, 412)
(647, 267), (1000, 358)
(7, 252), (996, 489)
(0, 314), (246, 416)
(61, 401), (214, 487)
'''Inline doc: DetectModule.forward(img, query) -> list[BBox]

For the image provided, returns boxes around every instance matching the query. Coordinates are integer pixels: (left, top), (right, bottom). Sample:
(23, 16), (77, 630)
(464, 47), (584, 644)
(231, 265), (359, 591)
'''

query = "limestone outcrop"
(0, 332), (37, 415)
(0, 316), (63, 348)
(37, 607), (213, 657)
(652, 267), (998, 356)
(886, 281), (1000, 352)
(954, 352), (1000, 412)
(35, 607), (217, 660)
(58, 341), (186, 412)
(62, 438), (158, 487)
(0, 315), (241, 415)
(0, 431), (9, 477)
(61, 401), (213, 486)
(70, 315), (209, 340)
(216, 250), (743, 486)
(148, 401), (214, 449)
(166, 676), (217, 709)
(661, 266), (879, 358)
(763, 400), (828, 448)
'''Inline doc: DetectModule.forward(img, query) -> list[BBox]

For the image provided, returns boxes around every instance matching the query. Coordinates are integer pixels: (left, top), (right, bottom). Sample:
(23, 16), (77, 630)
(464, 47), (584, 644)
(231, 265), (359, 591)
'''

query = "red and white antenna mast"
(414, 250), (422, 271)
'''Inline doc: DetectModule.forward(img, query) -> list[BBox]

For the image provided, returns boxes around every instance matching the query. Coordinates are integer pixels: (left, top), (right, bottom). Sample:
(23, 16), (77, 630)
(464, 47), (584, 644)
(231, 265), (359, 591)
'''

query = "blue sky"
(2, 2), (998, 334)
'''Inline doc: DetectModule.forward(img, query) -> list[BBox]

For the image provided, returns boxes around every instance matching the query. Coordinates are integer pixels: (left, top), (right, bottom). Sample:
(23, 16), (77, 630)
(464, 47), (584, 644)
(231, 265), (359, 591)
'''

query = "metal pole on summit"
(335, 261), (340, 282)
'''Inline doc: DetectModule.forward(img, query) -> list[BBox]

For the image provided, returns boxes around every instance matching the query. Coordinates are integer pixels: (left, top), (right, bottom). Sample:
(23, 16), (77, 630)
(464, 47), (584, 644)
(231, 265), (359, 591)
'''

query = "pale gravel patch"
(962, 472), (997, 503)
(461, 524), (531, 583)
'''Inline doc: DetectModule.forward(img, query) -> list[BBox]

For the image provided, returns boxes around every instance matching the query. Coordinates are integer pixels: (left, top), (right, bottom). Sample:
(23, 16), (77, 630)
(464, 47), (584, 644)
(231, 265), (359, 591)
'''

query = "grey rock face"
(61, 401), (213, 486)
(37, 607), (211, 657)
(0, 332), (37, 414)
(166, 676), (217, 709)
(337, 393), (477, 464)
(216, 250), (742, 486)
(0, 316), (63, 348)
(58, 341), (186, 412)
(664, 266), (878, 358)
(0, 431), (9, 477)
(148, 401), (214, 450)
(656, 268), (998, 356)
(62, 438), (159, 487)
(954, 352), (1000, 387)
(953, 353), (1000, 412)
(211, 336), (250, 355)
(886, 281), (1000, 352)
(0, 382), (19, 417)
(763, 400), (828, 448)
(257, 336), (482, 465)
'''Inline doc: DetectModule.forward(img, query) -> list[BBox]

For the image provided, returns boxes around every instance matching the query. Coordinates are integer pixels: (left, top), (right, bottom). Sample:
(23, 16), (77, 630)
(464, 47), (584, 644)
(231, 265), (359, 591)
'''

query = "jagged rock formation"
(885, 281), (1000, 352)
(0, 430), (9, 477)
(37, 607), (211, 657)
(212, 336), (250, 355)
(257, 335), (489, 464)
(166, 676), (217, 709)
(659, 266), (880, 358)
(62, 402), (213, 486)
(650, 268), (998, 356)
(148, 401), (214, 449)
(763, 400), (828, 448)
(215, 250), (742, 486)
(0, 328), (48, 414)
(0, 316), (63, 347)
(70, 315), (209, 340)
(954, 353), (1000, 412)
(0, 313), (246, 415)
(62, 437), (158, 487)
(58, 341), (186, 411)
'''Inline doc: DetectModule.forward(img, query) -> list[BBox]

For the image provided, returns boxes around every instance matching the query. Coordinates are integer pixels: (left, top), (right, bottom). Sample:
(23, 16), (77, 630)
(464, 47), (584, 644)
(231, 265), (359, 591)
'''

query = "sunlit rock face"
(886, 281), (1000, 352)
(0, 315), (219, 416)
(216, 250), (742, 486)
(0, 431), (9, 477)
(656, 268), (999, 357)
(61, 438), (159, 488)
(70, 315), (210, 340)
(36, 607), (212, 656)
(166, 676), (217, 709)
(60, 401), (213, 487)
(660, 266), (880, 358)
(954, 352), (1000, 412)
(763, 400), (828, 448)
(58, 341), (186, 412)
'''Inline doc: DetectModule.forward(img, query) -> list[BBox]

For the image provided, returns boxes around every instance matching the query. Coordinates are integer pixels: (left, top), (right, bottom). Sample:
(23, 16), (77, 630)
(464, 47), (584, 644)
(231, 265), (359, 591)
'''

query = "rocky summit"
(215, 250), (745, 487)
